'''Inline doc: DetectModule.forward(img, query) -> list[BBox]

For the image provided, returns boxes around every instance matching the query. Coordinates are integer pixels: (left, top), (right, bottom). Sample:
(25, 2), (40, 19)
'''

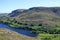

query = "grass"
(9, 22), (22, 28)
(31, 26), (41, 30)
(55, 27), (60, 30)
(37, 34), (60, 40)
(52, 37), (60, 40)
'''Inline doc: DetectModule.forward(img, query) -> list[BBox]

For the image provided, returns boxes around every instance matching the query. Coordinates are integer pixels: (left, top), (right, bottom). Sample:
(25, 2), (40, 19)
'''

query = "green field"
(37, 34), (60, 40)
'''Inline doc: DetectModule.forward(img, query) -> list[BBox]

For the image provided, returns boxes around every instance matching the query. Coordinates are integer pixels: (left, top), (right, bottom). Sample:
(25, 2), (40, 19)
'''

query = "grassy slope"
(37, 34), (60, 40)
(10, 7), (60, 27)
(0, 28), (38, 40)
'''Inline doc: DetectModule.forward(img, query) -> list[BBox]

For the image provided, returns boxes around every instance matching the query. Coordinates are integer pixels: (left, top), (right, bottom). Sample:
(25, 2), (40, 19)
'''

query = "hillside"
(0, 28), (38, 40)
(0, 7), (60, 40)
(9, 7), (60, 27)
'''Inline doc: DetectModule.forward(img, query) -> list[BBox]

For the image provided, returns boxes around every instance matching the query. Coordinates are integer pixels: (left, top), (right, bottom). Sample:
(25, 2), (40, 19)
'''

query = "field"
(37, 34), (60, 40)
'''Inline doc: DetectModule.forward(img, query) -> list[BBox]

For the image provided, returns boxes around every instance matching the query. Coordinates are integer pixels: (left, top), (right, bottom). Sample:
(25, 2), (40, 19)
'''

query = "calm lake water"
(0, 23), (36, 37)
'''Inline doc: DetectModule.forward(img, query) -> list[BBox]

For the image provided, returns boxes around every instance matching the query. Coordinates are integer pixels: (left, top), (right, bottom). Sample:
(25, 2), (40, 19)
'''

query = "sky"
(0, 0), (60, 13)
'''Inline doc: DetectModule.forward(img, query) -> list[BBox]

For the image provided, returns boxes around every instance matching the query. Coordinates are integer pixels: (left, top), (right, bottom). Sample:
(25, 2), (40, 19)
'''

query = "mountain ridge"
(9, 7), (60, 17)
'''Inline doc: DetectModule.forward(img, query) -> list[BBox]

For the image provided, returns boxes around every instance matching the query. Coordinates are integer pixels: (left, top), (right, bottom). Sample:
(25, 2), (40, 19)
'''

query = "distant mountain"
(8, 7), (60, 26)
(0, 13), (8, 17)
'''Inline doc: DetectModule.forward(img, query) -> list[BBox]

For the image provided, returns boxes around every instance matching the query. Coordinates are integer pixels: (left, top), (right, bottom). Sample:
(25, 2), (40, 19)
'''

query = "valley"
(0, 7), (60, 40)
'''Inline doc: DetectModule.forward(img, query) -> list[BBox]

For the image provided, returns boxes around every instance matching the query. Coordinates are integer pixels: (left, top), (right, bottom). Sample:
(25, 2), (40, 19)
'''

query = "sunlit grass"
(37, 34), (60, 40)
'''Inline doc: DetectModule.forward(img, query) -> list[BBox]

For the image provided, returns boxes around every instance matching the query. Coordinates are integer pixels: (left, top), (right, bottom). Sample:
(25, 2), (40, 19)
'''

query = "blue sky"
(0, 0), (60, 13)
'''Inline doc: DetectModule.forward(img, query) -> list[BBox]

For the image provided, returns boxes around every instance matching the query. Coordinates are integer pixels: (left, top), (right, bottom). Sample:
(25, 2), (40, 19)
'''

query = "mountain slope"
(8, 7), (60, 26)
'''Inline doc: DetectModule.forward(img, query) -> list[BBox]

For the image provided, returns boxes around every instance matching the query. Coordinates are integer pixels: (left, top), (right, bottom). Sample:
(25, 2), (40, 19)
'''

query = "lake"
(0, 23), (36, 37)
